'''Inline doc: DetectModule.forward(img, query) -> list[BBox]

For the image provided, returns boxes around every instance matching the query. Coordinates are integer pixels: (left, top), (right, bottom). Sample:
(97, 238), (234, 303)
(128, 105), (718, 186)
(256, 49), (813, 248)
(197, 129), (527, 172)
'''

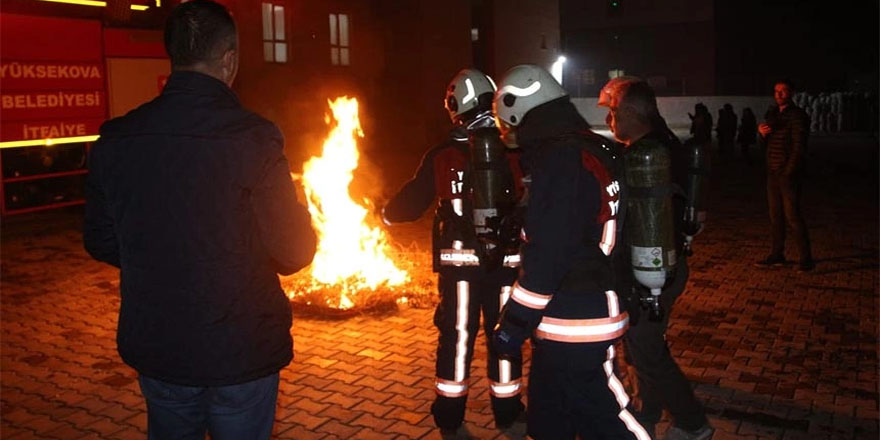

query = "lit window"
(329, 13), (350, 66)
(262, 2), (287, 63)
(608, 69), (625, 79)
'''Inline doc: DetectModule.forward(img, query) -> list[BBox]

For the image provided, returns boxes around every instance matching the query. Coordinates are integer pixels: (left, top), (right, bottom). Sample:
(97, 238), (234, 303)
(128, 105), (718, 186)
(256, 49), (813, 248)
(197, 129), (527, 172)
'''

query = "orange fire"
(290, 96), (409, 309)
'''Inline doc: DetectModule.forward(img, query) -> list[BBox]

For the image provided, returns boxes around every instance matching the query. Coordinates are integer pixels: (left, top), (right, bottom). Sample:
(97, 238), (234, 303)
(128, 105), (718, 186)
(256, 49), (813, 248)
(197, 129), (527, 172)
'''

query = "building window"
(608, 69), (625, 79)
(262, 2), (287, 63)
(329, 13), (350, 66)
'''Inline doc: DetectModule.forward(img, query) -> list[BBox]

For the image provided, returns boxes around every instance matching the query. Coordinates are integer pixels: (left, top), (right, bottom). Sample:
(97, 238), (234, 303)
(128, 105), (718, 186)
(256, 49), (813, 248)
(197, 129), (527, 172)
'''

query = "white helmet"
(493, 64), (568, 127)
(444, 68), (497, 124)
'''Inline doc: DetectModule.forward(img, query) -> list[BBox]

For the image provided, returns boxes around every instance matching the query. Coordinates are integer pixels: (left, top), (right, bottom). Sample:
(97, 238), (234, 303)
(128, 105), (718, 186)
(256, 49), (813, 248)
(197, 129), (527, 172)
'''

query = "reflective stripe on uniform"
(454, 281), (469, 382)
(435, 378), (468, 398)
(452, 198), (464, 216)
(534, 313), (628, 343)
(510, 282), (552, 310)
(499, 285), (513, 386)
(438, 251), (521, 267)
(500, 285), (512, 308)
(604, 345), (629, 408)
(605, 290), (620, 317)
(599, 219), (617, 256)
(604, 345), (652, 440)
(489, 378), (522, 398)
(439, 249), (479, 266)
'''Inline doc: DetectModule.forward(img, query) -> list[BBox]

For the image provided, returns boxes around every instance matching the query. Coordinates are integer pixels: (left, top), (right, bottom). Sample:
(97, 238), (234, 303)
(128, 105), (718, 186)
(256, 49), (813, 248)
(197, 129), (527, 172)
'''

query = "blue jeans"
(138, 373), (280, 440)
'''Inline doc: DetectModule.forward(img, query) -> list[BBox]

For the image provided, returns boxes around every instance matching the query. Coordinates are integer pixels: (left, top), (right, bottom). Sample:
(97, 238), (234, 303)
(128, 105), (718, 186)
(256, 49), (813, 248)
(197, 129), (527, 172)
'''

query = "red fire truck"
(0, 0), (171, 215)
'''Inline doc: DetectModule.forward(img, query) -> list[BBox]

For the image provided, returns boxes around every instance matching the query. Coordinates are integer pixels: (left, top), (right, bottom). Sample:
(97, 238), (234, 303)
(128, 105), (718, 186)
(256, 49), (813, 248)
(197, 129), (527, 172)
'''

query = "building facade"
(0, 0), (566, 214)
(559, 0), (715, 98)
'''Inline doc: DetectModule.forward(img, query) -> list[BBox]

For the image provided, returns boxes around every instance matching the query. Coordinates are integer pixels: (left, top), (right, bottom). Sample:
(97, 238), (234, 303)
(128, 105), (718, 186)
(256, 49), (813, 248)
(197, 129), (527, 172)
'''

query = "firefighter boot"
(432, 395), (467, 432)
(491, 395), (525, 429)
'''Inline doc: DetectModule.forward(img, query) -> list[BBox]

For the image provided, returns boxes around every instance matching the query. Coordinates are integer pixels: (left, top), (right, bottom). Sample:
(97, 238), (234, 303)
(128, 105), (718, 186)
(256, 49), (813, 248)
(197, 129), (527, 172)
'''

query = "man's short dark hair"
(164, 0), (237, 68)
(774, 79), (795, 91)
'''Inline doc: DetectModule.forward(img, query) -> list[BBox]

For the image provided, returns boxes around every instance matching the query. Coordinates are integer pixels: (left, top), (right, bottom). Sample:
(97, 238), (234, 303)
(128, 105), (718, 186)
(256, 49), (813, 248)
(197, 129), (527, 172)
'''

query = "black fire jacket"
(383, 125), (523, 273)
(83, 71), (316, 386)
(502, 98), (627, 345)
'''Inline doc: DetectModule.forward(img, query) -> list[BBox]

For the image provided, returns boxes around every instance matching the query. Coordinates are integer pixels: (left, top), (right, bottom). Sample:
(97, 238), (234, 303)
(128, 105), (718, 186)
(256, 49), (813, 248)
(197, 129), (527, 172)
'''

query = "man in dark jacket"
(599, 77), (714, 440)
(755, 80), (814, 271)
(492, 65), (648, 440)
(383, 69), (526, 436)
(83, 1), (316, 438)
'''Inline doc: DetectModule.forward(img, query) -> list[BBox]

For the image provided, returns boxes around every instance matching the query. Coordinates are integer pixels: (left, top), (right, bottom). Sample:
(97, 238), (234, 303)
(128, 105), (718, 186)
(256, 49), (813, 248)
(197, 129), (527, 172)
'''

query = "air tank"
(625, 138), (677, 315)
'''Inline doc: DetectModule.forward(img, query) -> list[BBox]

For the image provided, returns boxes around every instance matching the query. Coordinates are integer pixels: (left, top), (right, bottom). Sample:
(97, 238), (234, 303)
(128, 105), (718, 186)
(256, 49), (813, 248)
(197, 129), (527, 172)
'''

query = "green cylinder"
(469, 127), (515, 236)
(625, 138), (676, 295)
(684, 141), (710, 236)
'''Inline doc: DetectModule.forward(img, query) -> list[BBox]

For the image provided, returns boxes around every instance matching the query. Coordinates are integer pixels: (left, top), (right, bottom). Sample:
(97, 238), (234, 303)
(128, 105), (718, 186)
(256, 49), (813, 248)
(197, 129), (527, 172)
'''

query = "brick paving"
(1, 134), (877, 439)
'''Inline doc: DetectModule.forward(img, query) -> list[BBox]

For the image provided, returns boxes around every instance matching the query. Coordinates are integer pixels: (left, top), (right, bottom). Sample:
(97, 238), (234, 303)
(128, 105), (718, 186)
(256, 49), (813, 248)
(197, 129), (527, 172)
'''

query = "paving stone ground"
(1, 134), (878, 439)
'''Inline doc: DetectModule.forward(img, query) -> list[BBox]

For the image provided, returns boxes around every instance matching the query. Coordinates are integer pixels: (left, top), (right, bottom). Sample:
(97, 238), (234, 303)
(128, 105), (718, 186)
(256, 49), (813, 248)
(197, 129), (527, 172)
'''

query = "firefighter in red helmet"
(382, 68), (526, 436)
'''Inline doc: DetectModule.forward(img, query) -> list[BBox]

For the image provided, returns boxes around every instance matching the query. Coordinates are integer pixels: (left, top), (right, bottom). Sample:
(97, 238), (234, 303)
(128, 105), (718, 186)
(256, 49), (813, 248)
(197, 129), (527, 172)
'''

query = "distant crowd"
(792, 91), (878, 133)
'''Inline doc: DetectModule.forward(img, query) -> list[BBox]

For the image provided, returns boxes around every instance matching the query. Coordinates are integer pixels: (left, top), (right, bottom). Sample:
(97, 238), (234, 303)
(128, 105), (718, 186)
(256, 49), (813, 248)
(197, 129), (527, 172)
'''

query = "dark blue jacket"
(83, 71), (316, 386)
(503, 98), (627, 344)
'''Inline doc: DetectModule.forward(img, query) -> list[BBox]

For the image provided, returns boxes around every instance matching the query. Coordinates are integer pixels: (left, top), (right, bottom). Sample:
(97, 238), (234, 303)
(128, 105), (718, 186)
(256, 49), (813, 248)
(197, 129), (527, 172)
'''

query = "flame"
(292, 96), (409, 309)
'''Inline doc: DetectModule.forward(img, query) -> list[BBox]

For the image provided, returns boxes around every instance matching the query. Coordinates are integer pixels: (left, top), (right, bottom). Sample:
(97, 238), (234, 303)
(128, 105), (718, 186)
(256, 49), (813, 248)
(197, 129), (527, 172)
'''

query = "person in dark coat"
(492, 65), (648, 440)
(688, 103), (712, 146)
(600, 77), (714, 440)
(754, 80), (814, 271)
(716, 103), (737, 155)
(83, 1), (316, 437)
(737, 107), (758, 164)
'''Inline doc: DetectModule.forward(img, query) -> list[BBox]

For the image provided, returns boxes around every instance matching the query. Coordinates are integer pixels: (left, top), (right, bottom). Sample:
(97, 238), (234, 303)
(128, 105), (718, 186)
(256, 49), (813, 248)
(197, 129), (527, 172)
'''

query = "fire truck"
(0, 0), (171, 214)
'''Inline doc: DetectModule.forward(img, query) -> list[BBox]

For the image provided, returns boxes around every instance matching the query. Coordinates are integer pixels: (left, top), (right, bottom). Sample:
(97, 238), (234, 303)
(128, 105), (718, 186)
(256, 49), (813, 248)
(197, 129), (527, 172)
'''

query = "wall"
(560, 0), (714, 97)
(228, 0), (472, 193)
(491, 0), (561, 76)
(572, 96), (774, 129)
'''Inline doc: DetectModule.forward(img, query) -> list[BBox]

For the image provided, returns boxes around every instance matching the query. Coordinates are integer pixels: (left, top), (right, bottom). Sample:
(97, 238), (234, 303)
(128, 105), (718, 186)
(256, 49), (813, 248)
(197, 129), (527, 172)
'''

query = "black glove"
(492, 308), (531, 361)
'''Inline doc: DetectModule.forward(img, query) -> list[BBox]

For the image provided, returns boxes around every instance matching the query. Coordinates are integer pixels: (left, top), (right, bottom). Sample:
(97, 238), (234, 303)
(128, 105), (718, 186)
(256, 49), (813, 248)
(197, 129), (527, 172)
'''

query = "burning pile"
(282, 97), (433, 313)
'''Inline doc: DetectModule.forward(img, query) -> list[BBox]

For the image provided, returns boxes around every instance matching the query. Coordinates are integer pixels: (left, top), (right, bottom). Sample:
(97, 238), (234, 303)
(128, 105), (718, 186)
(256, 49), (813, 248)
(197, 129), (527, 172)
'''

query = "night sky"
(714, 0), (879, 93)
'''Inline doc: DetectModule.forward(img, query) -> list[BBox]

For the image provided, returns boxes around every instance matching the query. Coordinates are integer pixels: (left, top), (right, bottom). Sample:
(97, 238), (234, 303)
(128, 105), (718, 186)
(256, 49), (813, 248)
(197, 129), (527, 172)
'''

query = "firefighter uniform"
(383, 118), (526, 431)
(492, 65), (650, 440)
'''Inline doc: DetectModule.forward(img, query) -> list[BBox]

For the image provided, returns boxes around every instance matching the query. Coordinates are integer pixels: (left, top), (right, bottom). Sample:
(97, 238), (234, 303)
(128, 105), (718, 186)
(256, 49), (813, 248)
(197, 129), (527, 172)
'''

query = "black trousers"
(766, 172), (812, 262)
(624, 261), (708, 433)
(431, 268), (523, 429)
(527, 339), (650, 440)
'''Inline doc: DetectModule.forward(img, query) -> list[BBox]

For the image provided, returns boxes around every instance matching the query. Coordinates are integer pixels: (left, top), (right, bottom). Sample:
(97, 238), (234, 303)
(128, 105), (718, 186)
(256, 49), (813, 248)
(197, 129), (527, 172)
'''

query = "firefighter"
(491, 64), (649, 440)
(381, 68), (526, 436)
(598, 77), (714, 440)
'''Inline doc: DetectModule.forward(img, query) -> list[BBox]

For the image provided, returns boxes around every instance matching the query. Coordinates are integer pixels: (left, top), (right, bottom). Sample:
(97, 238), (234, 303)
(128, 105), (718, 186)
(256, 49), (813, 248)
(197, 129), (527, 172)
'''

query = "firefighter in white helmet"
(382, 68), (526, 436)
(491, 64), (650, 440)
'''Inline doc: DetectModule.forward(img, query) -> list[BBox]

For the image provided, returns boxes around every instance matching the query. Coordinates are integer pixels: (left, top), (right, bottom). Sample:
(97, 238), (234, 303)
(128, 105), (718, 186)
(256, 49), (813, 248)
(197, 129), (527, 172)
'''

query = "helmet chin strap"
(465, 111), (496, 131)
